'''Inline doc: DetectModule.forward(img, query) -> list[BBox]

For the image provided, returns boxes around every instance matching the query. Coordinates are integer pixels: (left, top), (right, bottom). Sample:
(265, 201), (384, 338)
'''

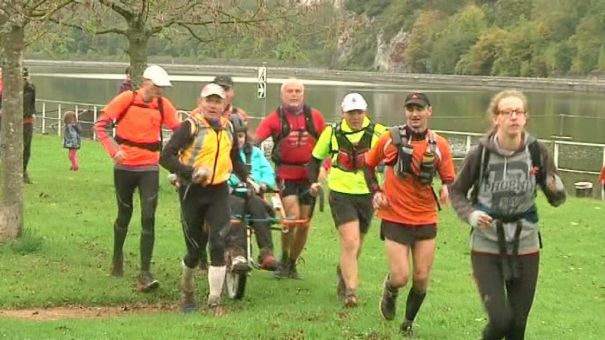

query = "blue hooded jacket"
(228, 144), (276, 189)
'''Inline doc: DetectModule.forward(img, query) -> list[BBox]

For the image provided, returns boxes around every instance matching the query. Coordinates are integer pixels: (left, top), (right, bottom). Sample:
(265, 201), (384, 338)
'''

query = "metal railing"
(34, 98), (605, 179)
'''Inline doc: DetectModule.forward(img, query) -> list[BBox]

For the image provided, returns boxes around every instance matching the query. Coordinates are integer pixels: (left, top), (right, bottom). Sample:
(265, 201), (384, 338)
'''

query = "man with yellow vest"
(308, 93), (386, 307)
(160, 83), (247, 315)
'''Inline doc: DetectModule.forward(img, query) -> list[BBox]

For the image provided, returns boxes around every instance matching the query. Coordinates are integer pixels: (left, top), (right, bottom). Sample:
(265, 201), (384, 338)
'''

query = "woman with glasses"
(450, 90), (566, 339)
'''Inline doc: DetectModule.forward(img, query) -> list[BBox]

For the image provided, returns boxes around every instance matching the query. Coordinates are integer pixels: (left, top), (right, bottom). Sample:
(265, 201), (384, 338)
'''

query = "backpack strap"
(114, 91), (137, 126)
(328, 123), (339, 154)
(528, 140), (545, 187)
(471, 144), (489, 204)
(274, 105), (290, 142)
(157, 96), (165, 150)
(389, 125), (407, 147)
(302, 105), (319, 139)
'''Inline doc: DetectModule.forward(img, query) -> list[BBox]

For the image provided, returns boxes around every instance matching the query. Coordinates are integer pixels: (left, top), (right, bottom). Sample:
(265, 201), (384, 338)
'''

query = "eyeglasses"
(498, 109), (526, 116)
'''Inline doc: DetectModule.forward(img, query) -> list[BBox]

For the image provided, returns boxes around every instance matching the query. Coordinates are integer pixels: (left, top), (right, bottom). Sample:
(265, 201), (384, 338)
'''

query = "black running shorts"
(279, 179), (315, 206)
(380, 220), (437, 246)
(329, 191), (374, 234)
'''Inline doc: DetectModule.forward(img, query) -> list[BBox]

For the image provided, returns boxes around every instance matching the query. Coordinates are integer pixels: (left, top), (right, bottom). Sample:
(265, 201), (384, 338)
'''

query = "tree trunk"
(0, 21), (25, 240)
(127, 28), (150, 89)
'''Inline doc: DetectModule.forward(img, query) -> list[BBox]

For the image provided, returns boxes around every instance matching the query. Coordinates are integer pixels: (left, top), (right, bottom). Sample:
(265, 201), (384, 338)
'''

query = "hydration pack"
(270, 105), (318, 165)
(329, 122), (375, 172)
(389, 125), (440, 185)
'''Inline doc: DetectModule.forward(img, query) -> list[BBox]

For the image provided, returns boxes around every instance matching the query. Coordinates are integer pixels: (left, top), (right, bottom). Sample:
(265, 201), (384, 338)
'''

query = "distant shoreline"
(25, 59), (605, 92)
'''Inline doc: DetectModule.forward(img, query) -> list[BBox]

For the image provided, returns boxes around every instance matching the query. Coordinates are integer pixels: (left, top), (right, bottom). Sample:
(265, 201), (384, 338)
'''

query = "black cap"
(213, 75), (233, 88)
(404, 92), (430, 107)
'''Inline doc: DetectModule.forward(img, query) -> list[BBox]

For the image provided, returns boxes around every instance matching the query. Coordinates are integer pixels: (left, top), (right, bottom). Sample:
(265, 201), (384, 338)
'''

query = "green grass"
(1, 134), (604, 339)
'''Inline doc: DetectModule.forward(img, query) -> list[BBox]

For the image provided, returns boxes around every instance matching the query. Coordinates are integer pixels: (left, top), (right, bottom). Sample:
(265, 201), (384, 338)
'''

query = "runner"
(308, 93), (386, 307)
(213, 75), (249, 121)
(160, 83), (247, 315)
(255, 78), (326, 279)
(450, 89), (566, 340)
(364, 92), (455, 336)
(95, 64), (180, 291)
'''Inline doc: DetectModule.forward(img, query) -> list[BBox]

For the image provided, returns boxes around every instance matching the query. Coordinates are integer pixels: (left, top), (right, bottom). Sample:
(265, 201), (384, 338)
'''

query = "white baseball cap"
(200, 83), (226, 99)
(142, 65), (172, 87)
(341, 93), (368, 112)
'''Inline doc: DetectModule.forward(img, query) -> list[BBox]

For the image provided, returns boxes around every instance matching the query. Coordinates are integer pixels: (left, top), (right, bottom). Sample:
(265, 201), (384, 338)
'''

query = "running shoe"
(137, 271), (159, 292)
(379, 274), (398, 320)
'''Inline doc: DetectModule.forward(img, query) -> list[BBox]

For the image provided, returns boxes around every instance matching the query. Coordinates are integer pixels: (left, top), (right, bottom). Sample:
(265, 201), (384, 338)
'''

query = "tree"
(55, 0), (308, 87)
(0, 0), (72, 240)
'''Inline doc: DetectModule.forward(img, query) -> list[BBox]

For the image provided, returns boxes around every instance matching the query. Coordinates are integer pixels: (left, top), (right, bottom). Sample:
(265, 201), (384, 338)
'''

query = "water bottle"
(417, 151), (435, 185)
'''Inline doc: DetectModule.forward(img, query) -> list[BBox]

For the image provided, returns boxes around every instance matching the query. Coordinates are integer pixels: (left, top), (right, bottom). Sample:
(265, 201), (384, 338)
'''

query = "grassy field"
(0, 134), (604, 339)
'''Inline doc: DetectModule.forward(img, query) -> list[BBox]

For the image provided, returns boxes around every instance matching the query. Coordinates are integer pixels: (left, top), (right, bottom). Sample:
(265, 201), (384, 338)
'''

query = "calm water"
(29, 66), (605, 195)
(32, 69), (605, 143)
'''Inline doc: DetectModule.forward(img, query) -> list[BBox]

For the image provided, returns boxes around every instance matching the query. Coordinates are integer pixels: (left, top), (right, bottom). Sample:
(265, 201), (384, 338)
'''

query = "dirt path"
(0, 304), (176, 321)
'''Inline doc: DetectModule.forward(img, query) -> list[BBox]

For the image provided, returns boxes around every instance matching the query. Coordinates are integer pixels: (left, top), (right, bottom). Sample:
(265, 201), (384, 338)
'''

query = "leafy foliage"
(21, 0), (605, 76)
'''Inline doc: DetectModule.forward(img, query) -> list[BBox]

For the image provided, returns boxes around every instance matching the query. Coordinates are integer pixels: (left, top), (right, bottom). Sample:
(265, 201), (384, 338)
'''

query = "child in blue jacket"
(63, 111), (81, 171)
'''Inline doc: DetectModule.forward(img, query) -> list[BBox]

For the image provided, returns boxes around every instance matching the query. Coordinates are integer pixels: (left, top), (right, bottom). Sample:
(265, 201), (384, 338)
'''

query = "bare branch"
(28, 0), (75, 21)
(48, 18), (127, 36)
(97, 0), (134, 21)
(176, 23), (215, 43)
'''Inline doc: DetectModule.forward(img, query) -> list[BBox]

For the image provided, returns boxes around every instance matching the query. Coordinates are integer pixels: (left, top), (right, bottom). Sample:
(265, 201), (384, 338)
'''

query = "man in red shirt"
(95, 64), (181, 292)
(255, 78), (325, 279)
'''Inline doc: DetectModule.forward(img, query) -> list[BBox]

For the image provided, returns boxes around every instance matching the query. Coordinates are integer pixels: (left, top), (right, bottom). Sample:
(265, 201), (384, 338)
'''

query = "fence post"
(41, 101), (46, 134)
(465, 135), (472, 153)
(58, 104), (62, 136)
(553, 141), (559, 168)
(93, 106), (98, 141)
(602, 146), (605, 201)
(558, 114), (565, 136)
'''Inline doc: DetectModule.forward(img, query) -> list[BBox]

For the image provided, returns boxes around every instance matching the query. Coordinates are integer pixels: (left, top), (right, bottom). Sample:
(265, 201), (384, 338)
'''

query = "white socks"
(208, 265), (226, 299)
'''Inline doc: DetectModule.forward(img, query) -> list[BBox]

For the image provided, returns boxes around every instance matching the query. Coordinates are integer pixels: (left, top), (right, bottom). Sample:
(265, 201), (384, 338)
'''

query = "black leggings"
(113, 169), (159, 271)
(179, 182), (230, 268)
(23, 123), (33, 171)
(472, 253), (540, 340)
(227, 194), (274, 252)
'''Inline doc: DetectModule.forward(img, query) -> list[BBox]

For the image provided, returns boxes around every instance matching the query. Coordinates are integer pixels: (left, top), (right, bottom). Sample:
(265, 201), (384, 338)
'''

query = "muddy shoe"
(288, 260), (302, 280)
(23, 172), (33, 184)
(344, 289), (358, 308)
(400, 321), (414, 337)
(273, 256), (291, 279)
(379, 274), (398, 320)
(137, 271), (159, 292)
(180, 291), (197, 313)
(111, 254), (123, 277)
(336, 265), (345, 300)
(207, 295), (224, 316)
(231, 255), (249, 272)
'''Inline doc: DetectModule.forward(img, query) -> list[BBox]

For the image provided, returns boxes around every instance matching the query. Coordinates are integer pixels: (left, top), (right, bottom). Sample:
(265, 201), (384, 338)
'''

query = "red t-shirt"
(255, 107), (325, 180)
(600, 166), (605, 184)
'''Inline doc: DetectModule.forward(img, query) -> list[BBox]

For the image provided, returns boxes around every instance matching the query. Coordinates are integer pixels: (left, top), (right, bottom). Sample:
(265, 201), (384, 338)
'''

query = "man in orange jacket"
(95, 64), (181, 292)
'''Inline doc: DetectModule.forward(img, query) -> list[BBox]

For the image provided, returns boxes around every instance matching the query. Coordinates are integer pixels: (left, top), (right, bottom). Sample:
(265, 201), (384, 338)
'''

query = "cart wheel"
(225, 270), (247, 300)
